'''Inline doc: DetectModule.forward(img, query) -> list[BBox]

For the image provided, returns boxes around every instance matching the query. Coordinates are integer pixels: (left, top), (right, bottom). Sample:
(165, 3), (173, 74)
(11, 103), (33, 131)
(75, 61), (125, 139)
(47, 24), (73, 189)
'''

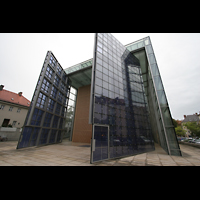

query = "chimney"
(184, 115), (186, 119)
(0, 85), (4, 91)
(18, 92), (23, 96)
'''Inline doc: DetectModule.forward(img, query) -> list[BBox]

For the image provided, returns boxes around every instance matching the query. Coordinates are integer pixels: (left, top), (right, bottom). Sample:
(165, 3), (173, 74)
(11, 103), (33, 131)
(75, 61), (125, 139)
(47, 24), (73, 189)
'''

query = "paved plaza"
(0, 139), (200, 166)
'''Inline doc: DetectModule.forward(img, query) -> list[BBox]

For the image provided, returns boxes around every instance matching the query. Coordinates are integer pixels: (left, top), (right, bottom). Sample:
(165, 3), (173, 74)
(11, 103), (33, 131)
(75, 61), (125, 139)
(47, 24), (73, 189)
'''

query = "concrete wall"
(72, 85), (92, 143)
(0, 127), (21, 141)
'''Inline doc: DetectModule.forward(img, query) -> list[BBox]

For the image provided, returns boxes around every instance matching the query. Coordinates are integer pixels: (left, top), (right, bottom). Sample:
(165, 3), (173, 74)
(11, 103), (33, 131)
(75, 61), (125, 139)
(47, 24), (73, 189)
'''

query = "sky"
(0, 33), (199, 120)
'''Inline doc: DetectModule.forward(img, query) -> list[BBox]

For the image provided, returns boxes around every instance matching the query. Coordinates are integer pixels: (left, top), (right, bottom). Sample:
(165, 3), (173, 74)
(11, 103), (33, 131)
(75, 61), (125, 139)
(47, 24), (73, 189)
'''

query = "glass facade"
(17, 51), (70, 149)
(90, 33), (155, 163)
(125, 37), (181, 156)
(16, 33), (181, 163)
(62, 87), (77, 140)
(93, 125), (109, 162)
(64, 59), (92, 74)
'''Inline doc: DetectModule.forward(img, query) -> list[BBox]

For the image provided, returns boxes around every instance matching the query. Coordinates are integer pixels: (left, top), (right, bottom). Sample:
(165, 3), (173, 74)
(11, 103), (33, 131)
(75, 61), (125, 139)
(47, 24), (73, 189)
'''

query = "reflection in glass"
(17, 51), (70, 149)
(91, 33), (155, 163)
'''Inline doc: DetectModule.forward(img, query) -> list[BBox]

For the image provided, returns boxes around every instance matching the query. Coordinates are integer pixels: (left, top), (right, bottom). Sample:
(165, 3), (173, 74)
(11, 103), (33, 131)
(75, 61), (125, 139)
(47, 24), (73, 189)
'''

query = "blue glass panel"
(45, 65), (53, 80)
(53, 116), (59, 128)
(55, 103), (62, 115)
(17, 127), (33, 148)
(57, 130), (62, 142)
(50, 86), (58, 99)
(93, 148), (101, 162)
(94, 112), (101, 124)
(47, 98), (55, 112)
(59, 118), (63, 129)
(39, 128), (49, 145)
(49, 129), (57, 143)
(31, 108), (44, 126)
(17, 51), (69, 149)
(94, 103), (101, 113)
(91, 33), (155, 163)
(92, 125), (108, 162)
(29, 127), (40, 147)
(43, 113), (53, 127)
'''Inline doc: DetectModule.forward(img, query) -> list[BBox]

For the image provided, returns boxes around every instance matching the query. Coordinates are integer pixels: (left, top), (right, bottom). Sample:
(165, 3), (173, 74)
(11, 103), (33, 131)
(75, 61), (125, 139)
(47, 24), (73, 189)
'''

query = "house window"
(9, 107), (13, 111)
(17, 108), (21, 113)
(0, 105), (5, 110)
(2, 118), (10, 127)
(12, 121), (17, 127)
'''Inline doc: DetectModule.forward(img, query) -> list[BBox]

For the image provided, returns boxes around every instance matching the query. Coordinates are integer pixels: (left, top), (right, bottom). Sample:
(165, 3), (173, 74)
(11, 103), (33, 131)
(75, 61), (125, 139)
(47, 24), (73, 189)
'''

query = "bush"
(175, 126), (186, 137)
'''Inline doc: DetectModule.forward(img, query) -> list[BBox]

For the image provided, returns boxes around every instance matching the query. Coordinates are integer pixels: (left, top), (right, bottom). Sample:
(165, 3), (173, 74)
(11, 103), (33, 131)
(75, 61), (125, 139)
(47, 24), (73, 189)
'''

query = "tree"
(172, 118), (178, 128)
(175, 126), (186, 137)
(184, 122), (200, 137)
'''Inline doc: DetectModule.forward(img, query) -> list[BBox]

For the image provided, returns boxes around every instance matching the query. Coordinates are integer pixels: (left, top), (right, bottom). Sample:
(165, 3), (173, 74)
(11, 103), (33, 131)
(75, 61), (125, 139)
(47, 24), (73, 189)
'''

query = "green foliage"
(172, 118), (178, 128)
(184, 122), (200, 137)
(175, 126), (186, 137)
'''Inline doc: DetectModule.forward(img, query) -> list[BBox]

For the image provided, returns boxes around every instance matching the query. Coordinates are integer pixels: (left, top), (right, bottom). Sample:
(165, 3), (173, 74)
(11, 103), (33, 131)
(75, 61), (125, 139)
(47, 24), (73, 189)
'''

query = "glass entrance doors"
(91, 125), (109, 162)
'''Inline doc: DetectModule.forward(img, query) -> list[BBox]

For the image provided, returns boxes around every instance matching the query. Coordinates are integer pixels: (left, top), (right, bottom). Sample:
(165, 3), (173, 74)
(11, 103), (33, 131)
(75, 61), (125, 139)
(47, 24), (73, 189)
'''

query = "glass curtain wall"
(90, 33), (155, 163)
(126, 37), (181, 156)
(62, 87), (77, 140)
(17, 51), (70, 149)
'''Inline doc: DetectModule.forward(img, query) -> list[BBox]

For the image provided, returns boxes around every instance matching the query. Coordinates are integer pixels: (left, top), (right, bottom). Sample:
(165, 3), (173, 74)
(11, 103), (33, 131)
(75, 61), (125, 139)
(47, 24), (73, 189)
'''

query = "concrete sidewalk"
(0, 139), (200, 166)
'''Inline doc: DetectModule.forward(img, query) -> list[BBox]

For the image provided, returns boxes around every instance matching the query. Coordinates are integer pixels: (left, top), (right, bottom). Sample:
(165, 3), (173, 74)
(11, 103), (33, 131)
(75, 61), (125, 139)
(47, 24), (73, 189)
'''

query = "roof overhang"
(67, 66), (92, 89)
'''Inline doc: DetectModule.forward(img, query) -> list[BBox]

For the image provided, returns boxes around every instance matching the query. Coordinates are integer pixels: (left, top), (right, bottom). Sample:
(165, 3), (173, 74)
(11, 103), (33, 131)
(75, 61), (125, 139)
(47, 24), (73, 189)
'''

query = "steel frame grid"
(127, 37), (181, 156)
(90, 124), (109, 163)
(90, 33), (155, 163)
(16, 51), (70, 149)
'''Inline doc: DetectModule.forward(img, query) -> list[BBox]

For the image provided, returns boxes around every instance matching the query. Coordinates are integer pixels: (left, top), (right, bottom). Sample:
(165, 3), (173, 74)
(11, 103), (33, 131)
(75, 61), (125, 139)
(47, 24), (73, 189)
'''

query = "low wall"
(0, 127), (17, 132)
(0, 127), (21, 141)
(179, 141), (200, 149)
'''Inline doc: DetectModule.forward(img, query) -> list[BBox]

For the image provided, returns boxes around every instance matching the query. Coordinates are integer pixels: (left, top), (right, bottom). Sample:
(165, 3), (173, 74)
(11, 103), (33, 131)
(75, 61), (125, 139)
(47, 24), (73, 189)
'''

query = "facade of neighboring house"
(0, 85), (30, 129)
(181, 114), (200, 137)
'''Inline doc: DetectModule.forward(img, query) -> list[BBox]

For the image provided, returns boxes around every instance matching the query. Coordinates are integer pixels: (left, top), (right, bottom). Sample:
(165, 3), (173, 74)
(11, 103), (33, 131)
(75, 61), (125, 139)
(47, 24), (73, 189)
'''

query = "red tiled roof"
(0, 89), (30, 107)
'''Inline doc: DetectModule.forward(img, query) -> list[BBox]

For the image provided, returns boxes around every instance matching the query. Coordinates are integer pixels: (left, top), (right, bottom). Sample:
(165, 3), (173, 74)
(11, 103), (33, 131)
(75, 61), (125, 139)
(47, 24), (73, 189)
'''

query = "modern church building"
(17, 33), (181, 163)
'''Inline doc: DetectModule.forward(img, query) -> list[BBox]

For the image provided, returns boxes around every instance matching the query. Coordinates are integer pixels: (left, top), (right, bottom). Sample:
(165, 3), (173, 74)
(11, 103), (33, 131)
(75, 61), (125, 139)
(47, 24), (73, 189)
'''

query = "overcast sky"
(0, 33), (199, 120)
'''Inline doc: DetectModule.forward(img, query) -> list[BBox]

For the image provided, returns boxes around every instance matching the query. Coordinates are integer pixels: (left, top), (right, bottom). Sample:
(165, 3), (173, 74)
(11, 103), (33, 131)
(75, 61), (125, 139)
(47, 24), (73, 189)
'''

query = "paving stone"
(1, 140), (200, 166)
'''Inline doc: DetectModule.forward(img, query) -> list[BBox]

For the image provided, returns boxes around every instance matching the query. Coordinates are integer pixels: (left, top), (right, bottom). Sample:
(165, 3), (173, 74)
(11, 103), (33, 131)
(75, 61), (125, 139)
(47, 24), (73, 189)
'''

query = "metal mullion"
(46, 110), (55, 144)
(69, 87), (77, 141)
(89, 33), (97, 125)
(18, 52), (50, 149)
(26, 52), (49, 126)
(35, 52), (57, 146)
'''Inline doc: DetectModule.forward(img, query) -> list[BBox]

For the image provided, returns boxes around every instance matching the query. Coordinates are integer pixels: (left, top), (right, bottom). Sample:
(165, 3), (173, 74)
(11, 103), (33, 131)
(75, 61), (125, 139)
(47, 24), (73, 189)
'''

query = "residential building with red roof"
(0, 85), (30, 128)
